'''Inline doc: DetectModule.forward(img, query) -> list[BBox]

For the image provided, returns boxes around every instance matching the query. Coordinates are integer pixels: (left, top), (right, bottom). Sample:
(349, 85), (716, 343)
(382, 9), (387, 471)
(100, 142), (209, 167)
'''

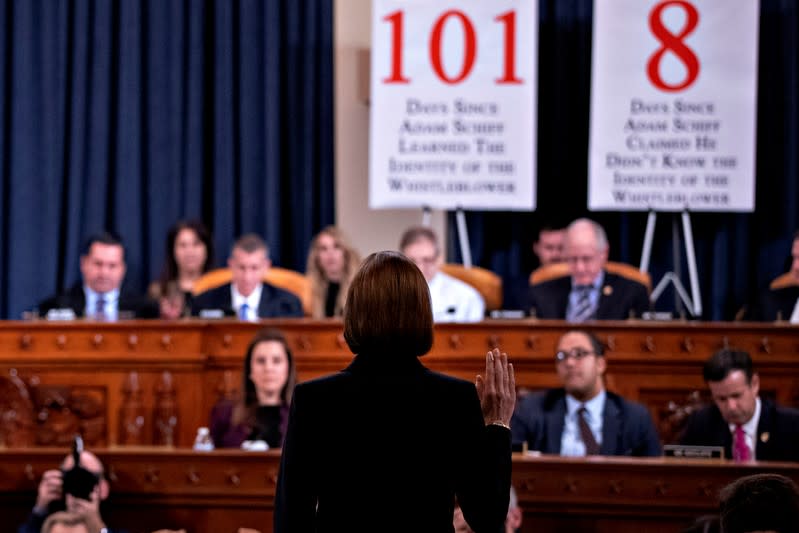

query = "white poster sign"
(589, 0), (759, 212)
(369, 0), (537, 211)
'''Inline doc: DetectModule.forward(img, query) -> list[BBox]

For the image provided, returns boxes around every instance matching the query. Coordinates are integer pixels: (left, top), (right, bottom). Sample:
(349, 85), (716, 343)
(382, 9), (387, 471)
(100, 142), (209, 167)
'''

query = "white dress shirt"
(83, 286), (120, 321)
(427, 272), (485, 323)
(231, 284), (263, 321)
(790, 297), (799, 324)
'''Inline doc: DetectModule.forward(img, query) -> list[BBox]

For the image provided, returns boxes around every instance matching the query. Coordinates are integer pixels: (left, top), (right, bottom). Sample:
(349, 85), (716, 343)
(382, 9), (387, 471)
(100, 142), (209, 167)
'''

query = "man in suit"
(511, 329), (661, 457)
(400, 226), (485, 322)
(680, 349), (799, 461)
(38, 232), (157, 319)
(528, 218), (649, 320)
(761, 230), (799, 322)
(192, 233), (302, 319)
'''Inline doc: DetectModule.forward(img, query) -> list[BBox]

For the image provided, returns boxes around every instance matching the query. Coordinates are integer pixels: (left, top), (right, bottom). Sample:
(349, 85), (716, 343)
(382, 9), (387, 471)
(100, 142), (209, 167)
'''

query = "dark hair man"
(719, 473), (799, 533)
(533, 226), (565, 267)
(527, 218), (649, 321)
(37, 232), (157, 319)
(680, 350), (799, 461)
(192, 233), (303, 319)
(511, 329), (661, 456)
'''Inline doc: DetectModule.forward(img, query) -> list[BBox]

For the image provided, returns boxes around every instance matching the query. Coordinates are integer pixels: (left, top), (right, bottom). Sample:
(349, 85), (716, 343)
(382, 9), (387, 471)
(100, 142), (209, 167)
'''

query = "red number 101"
(382, 9), (523, 85)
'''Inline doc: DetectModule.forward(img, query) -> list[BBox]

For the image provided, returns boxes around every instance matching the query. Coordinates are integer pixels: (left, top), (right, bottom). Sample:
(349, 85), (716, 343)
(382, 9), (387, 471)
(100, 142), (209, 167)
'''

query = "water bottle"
(193, 427), (215, 451)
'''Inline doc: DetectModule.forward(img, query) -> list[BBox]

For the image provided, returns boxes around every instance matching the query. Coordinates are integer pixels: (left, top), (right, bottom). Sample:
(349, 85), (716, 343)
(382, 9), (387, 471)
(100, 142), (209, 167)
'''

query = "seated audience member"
(680, 349), (799, 461)
(760, 230), (799, 322)
(38, 232), (157, 320)
(305, 226), (361, 318)
(399, 226), (485, 322)
(192, 233), (303, 319)
(719, 473), (799, 533)
(41, 512), (91, 533)
(18, 450), (124, 533)
(453, 486), (522, 533)
(209, 328), (296, 449)
(149, 220), (214, 319)
(511, 329), (661, 456)
(528, 218), (649, 320)
(533, 225), (566, 267)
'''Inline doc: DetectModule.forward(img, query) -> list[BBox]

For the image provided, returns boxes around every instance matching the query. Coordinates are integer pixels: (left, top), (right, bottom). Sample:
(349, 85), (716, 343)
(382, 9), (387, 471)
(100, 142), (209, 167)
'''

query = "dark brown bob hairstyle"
(343, 251), (433, 358)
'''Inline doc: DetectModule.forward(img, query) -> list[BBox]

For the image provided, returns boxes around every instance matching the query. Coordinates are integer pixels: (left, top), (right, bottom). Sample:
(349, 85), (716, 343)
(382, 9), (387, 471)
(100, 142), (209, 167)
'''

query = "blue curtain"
(450, 0), (799, 320)
(0, 0), (334, 319)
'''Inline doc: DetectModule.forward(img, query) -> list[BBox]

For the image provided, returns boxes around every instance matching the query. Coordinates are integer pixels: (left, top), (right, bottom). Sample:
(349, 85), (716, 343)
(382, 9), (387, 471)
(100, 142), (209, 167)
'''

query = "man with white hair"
(527, 218), (649, 321)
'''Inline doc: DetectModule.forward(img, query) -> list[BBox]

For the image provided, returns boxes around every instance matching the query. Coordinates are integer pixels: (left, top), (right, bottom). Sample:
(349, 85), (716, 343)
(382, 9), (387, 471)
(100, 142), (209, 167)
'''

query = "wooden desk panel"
(0, 319), (797, 448)
(2, 449), (798, 533)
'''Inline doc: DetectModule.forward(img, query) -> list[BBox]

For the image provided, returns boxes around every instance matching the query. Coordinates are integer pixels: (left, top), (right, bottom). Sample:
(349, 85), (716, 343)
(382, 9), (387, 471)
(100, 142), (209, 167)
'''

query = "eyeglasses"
(555, 349), (595, 363)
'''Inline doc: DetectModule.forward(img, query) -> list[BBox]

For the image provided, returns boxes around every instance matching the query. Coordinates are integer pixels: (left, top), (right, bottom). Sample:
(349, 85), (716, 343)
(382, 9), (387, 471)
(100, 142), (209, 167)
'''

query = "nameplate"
(199, 309), (226, 319)
(490, 310), (526, 319)
(46, 309), (77, 321)
(641, 311), (674, 321)
(663, 444), (724, 459)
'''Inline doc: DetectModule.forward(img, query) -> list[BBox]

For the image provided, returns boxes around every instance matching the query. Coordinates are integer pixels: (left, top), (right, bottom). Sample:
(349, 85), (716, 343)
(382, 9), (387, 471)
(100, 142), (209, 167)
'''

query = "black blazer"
(679, 399), (799, 461)
(759, 286), (799, 321)
(191, 282), (303, 318)
(275, 354), (511, 533)
(510, 388), (662, 457)
(527, 271), (649, 320)
(37, 283), (158, 319)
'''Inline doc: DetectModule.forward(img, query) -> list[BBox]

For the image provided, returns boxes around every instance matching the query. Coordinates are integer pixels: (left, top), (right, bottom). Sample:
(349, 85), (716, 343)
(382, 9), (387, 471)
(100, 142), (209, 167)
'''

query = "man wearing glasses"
(511, 330), (661, 456)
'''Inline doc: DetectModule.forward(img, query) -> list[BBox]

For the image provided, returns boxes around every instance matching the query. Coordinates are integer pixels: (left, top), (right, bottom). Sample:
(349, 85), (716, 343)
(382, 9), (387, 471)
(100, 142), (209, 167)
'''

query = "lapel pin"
(760, 432), (770, 443)
(603, 285), (613, 296)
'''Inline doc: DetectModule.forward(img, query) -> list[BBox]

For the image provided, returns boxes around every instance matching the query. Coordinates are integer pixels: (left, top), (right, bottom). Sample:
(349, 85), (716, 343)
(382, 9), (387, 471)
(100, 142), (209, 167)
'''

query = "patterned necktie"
(239, 302), (250, 321)
(569, 285), (595, 323)
(578, 406), (600, 455)
(733, 425), (751, 462)
(95, 295), (107, 319)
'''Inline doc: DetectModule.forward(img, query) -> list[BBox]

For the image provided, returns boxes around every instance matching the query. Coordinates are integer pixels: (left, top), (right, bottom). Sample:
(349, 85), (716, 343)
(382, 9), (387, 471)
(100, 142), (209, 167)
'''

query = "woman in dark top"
(209, 328), (296, 449)
(305, 226), (361, 318)
(149, 220), (214, 319)
(275, 251), (515, 533)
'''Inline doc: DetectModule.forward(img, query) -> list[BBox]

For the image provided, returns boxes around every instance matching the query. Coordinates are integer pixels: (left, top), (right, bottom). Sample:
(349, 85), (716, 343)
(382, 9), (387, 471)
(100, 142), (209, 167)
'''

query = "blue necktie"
(95, 295), (107, 320)
(568, 285), (595, 322)
(239, 302), (249, 321)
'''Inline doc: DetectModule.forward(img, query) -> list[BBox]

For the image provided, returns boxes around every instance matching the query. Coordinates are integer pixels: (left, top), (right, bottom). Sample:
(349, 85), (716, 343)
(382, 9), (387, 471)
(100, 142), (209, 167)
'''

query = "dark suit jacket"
(511, 388), (662, 457)
(275, 354), (511, 533)
(527, 271), (649, 320)
(37, 283), (158, 319)
(679, 399), (799, 461)
(759, 286), (799, 321)
(191, 282), (303, 318)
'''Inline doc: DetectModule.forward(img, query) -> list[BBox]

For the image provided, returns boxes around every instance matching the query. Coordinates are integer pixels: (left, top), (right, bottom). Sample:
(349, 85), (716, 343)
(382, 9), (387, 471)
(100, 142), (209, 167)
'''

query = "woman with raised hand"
(276, 251), (515, 532)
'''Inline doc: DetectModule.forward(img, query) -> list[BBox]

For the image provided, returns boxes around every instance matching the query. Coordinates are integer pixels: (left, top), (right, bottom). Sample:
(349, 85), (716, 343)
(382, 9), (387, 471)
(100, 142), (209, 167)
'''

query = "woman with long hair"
(305, 226), (361, 318)
(275, 251), (515, 532)
(149, 220), (214, 319)
(209, 328), (296, 449)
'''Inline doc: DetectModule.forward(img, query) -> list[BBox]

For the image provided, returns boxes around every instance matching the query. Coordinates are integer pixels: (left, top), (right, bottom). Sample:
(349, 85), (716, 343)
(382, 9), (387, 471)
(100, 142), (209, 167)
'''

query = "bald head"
(564, 219), (608, 285)
(61, 451), (104, 476)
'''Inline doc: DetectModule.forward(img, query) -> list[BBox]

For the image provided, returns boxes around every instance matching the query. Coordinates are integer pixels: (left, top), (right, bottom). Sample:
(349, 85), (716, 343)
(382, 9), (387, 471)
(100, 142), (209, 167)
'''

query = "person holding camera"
(18, 450), (123, 533)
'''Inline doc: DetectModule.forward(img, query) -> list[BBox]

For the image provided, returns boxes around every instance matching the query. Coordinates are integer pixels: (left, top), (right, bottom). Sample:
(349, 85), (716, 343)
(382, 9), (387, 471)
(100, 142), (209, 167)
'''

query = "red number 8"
(646, 0), (700, 92)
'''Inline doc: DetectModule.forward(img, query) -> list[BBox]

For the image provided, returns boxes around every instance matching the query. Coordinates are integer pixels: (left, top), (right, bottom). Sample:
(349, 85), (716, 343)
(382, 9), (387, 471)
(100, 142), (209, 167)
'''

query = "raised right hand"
(475, 348), (516, 427)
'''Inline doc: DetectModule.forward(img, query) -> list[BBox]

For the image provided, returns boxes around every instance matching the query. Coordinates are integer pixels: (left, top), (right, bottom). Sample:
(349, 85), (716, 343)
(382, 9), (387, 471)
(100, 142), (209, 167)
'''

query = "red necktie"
(733, 425), (751, 462)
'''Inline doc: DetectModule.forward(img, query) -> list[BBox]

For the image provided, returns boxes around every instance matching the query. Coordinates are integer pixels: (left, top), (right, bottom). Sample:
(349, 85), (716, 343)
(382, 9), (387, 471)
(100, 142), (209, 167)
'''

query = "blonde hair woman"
(305, 226), (361, 318)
